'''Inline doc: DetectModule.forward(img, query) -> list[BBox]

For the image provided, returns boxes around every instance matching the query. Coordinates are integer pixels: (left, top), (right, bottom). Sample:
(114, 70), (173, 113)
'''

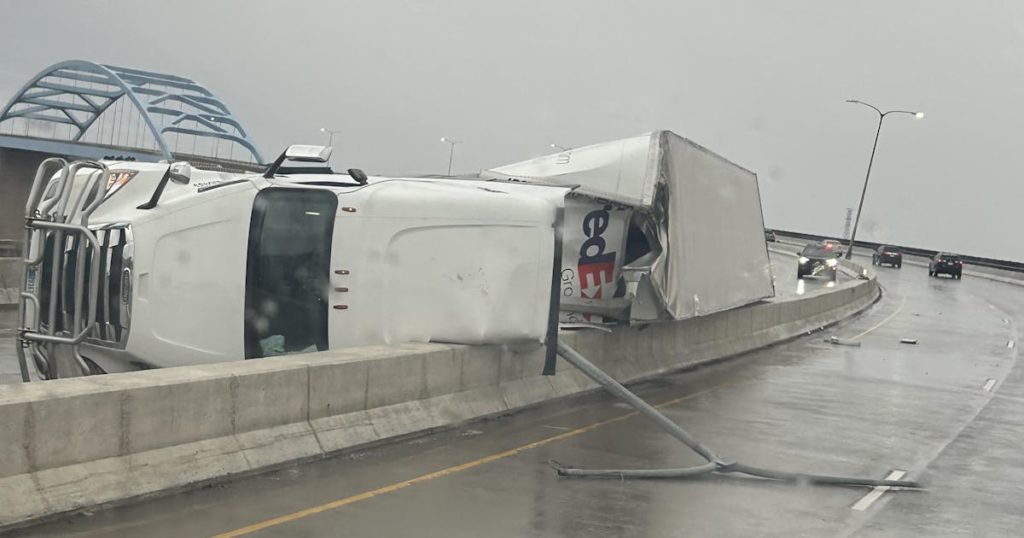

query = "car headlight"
(826, 258), (838, 267)
(798, 257), (809, 264)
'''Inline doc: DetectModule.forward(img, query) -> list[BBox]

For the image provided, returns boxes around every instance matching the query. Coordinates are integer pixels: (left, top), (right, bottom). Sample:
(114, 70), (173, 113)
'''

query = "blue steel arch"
(0, 60), (264, 164)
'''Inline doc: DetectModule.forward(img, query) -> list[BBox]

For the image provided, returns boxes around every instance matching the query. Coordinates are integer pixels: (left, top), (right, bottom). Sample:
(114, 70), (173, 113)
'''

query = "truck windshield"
(801, 245), (830, 258)
(244, 188), (337, 359)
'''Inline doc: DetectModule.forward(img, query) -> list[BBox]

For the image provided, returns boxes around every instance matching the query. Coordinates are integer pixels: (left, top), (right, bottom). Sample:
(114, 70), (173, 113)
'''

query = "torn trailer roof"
(482, 130), (775, 322)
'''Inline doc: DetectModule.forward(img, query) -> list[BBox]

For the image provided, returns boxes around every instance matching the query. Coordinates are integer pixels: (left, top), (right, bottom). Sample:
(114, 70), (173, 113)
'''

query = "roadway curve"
(13, 252), (1024, 537)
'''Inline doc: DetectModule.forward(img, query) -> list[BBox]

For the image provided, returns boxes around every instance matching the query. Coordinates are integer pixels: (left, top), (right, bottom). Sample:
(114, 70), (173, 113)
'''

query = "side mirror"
(347, 168), (368, 185)
(168, 162), (192, 184)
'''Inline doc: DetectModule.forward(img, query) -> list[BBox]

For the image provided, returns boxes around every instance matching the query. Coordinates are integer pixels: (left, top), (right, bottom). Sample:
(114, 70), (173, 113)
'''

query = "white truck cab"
(16, 146), (568, 378)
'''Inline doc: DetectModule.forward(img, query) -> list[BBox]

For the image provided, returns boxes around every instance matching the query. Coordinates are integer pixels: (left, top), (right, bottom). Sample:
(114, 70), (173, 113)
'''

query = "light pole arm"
(847, 99), (882, 115)
(883, 110), (920, 118)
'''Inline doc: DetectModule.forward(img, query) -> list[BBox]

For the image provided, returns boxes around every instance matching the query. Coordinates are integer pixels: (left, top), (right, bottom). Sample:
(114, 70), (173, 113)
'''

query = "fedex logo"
(578, 205), (617, 300)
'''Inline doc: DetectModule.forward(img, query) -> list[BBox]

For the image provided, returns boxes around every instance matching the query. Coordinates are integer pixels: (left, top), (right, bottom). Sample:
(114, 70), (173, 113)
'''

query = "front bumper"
(799, 261), (838, 278)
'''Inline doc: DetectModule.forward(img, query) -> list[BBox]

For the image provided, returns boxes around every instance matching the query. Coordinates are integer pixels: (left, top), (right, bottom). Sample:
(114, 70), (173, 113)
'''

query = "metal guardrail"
(768, 229), (1024, 274)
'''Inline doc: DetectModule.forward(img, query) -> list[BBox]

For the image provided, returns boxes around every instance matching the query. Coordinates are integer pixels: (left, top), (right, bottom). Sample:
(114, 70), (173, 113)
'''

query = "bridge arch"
(0, 60), (264, 165)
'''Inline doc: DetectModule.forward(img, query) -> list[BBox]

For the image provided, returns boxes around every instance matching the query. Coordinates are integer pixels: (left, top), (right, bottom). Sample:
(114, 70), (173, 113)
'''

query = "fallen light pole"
(550, 341), (922, 489)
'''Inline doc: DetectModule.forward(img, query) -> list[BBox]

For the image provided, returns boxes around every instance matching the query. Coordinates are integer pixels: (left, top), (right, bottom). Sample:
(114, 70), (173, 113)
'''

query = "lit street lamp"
(320, 127), (341, 147)
(440, 137), (462, 176)
(844, 99), (924, 260)
(550, 143), (571, 152)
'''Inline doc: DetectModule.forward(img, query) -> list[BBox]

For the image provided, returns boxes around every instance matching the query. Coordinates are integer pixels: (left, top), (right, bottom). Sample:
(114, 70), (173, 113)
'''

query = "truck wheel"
(897, 262), (902, 269)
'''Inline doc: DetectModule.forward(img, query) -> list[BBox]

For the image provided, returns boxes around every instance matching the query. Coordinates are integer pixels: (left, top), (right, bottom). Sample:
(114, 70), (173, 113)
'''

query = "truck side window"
(244, 189), (337, 359)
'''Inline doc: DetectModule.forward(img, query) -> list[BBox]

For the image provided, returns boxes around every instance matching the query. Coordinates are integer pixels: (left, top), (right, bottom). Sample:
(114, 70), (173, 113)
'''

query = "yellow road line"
(212, 382), (735, 537)
(849, 291), (907, 341)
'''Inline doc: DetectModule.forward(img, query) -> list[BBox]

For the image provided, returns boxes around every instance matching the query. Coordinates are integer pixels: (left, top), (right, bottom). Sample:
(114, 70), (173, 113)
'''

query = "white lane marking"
(1009, 341), (1016, 350)
(540, 425), (572, 431)
(852, 470), (906, 511)
(850, 293), (907, 341)
(983, 379), (997, 392)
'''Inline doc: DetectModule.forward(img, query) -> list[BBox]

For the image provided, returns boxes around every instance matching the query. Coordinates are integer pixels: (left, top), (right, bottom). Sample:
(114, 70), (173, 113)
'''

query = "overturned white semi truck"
(14, 130), (773, 380)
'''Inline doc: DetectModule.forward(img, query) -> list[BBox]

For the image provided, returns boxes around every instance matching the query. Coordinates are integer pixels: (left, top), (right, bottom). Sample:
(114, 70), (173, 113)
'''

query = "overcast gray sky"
(1, 0), (1021, 261)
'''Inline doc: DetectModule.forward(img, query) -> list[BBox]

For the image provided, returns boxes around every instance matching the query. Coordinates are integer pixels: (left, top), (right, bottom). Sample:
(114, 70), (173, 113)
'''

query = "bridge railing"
(769, 229), (1024, 274)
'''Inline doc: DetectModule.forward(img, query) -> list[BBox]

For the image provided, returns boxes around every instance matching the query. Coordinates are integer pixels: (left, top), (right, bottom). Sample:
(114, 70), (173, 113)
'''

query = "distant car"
(873, 245), (903, 268)
(765, 229), (777, 242)
(798, 244), (839, 280)
(929, 252), (963, 279)
(820, 239), (845, 258)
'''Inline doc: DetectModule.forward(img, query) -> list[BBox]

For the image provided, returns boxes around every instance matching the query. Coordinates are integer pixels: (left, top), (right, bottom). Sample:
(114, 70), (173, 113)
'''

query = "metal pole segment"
(724, 462), (921, 488)
(552, 461), (717, 478)
(555, 340), (722, 464)
(17, 159), (68, 381)
(14, 344), (31, 383)
(846, 114), (883, 260)
(553, 341), (923, 489)
(542, 206), (565, 375)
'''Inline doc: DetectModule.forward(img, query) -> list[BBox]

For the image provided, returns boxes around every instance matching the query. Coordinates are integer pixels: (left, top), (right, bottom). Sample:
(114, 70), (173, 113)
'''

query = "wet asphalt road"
(11, 253), (1024, 537)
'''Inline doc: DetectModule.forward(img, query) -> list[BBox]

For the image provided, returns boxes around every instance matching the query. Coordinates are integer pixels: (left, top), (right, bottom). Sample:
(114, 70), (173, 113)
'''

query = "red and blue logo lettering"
(578, 205), (617, 300)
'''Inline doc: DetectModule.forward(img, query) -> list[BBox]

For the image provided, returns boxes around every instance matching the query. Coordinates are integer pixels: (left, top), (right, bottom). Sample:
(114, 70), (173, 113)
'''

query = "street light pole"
(440, 137), (462, 176)
(550, 143), (570, 152)
(320, 128), (340, 161)
(844, 100), (923, 260)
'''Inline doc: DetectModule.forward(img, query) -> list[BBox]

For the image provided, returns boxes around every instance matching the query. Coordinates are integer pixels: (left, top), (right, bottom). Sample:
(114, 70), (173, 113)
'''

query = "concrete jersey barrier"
(0, 261), (880, 530)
